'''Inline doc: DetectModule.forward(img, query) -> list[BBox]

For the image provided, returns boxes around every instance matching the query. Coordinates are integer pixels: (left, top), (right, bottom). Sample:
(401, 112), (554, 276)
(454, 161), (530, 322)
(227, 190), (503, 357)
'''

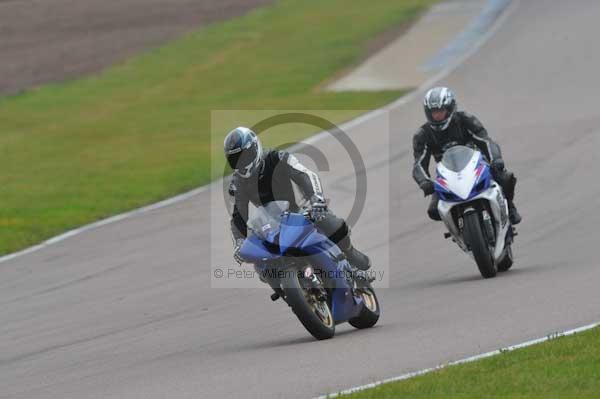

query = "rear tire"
(282, 270), (335, 340)
(463, 212), (497, 278)
(348, 285), (380, 329)
(498, 245), (514, 272)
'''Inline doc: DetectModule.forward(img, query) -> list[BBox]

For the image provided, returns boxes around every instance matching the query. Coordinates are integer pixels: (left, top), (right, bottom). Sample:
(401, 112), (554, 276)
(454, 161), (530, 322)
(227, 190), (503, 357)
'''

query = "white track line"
(0, 0), (518, 265)
(315, 322), (600, 399)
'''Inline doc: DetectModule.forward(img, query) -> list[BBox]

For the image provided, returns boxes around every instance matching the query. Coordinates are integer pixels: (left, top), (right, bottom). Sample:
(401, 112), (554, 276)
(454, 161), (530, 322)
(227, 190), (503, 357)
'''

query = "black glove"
(419, 181), (434, 197)
(309, 195), (328, 221)
(233, 238), (245, 265)
(490, 159), (505, 175)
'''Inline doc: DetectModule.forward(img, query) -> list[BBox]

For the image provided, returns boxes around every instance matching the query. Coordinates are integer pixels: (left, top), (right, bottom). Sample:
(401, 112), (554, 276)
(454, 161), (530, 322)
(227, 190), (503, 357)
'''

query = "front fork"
(463, 206), (496, 244)
(300, 265), (329, 302)
(481, 209), (496, 246)
(454, 205), (496, 249)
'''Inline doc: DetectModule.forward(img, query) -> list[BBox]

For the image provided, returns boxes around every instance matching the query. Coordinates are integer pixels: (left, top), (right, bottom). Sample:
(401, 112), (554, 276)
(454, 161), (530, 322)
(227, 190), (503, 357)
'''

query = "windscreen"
(440, 145), (476, 172)
(247, 201), (289, 240)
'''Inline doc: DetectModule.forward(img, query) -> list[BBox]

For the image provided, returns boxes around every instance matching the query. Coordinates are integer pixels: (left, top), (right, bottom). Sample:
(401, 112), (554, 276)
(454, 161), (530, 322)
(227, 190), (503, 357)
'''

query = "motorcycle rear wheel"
(349, 285), (380, 329)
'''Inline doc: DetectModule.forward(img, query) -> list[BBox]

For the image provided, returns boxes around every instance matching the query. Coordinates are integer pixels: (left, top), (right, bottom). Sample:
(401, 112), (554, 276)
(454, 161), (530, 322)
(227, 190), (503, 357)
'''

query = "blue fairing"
(296, 229), (360, 322)
(239, 211), (364, 323)
(239, 234), (276, 263)
(279, 213), (316, 254)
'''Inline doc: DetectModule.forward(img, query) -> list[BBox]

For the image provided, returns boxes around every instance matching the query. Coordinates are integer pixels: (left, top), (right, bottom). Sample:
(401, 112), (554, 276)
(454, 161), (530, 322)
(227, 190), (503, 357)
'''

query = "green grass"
(0, 0), (437, 255)
(345, 327), (600, 399)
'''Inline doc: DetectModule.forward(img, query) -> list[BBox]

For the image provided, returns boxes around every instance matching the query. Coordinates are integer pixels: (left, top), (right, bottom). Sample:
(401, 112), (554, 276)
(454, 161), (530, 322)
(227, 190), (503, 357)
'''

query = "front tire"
(282, 270), (335, 340)
(463, 212), (497, 278)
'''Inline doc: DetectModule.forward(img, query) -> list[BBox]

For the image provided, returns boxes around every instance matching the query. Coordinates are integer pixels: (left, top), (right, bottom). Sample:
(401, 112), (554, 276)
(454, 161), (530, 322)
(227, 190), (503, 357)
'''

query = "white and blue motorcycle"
(434, 145), (516, 278)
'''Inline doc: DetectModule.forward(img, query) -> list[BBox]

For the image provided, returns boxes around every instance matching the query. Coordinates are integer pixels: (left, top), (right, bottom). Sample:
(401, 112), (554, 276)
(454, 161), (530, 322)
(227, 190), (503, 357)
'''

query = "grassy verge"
(0, 0), (437, 255)
(345, 327), (600, 399)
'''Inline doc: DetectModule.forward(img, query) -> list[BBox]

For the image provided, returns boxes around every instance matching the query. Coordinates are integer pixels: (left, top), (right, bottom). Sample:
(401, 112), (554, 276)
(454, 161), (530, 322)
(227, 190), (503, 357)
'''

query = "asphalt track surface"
(2, 1), (600, 398)
(0, 0), (271, 96)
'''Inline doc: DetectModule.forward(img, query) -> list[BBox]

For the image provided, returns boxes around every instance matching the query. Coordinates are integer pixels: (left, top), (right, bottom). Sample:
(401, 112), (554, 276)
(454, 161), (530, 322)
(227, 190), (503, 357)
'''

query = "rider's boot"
(508, 199), (522, 225)
(343, 246), (371, 271)
(336, 234), (371, 270)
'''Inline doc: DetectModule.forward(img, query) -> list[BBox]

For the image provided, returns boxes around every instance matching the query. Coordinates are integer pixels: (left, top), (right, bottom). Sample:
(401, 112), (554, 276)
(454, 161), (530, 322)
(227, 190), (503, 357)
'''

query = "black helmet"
(224, 127), (263, 178)
(424, 87), (456, 131)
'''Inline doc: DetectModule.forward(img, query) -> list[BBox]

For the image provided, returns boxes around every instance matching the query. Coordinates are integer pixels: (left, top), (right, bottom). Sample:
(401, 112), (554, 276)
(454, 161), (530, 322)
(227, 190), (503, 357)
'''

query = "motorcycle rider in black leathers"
(224, 126), (372, 271)
(412, 87), (522, 224)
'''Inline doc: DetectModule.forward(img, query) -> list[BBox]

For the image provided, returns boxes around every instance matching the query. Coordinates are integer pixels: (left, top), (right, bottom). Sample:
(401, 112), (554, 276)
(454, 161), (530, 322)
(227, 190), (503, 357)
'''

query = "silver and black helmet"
(224, 127), (263, 178)
(424, 87), (457, 131)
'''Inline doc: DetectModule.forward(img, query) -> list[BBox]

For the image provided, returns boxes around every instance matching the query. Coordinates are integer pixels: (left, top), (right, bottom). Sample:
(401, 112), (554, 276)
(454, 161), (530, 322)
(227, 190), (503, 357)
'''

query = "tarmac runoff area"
(327, 0), (504, 91)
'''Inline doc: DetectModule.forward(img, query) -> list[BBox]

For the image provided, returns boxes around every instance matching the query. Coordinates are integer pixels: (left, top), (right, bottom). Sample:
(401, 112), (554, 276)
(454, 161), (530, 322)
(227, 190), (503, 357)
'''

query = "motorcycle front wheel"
(463, 211), (497, 278)
(282, 269), (335, 340)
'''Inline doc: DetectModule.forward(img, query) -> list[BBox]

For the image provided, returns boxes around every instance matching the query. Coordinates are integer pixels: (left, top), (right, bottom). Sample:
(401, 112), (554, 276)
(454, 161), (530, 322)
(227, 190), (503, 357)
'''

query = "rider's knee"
(316, 212), (349, 245)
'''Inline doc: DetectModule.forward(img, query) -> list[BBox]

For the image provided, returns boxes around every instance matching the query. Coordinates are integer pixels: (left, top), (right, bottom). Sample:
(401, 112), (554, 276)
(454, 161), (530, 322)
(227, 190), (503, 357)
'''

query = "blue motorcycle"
(239, 201), (380, 340)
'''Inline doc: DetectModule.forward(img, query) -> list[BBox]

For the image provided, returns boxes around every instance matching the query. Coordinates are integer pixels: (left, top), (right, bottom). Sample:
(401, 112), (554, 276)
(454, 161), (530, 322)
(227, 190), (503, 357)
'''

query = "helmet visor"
(431, 109), (448, 122)
(226, 144), (258, 172)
